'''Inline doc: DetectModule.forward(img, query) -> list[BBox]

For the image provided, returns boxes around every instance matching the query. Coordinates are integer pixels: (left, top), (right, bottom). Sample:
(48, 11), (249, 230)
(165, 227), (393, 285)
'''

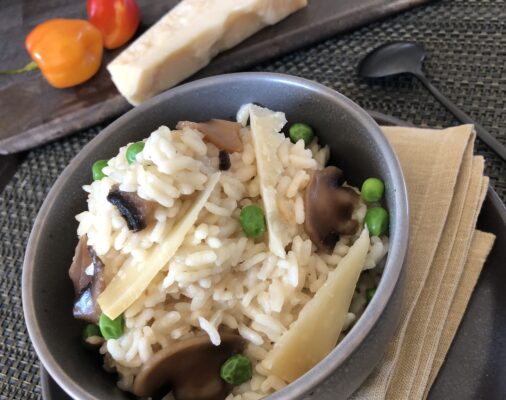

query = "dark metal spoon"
(358, 42), (506, 162)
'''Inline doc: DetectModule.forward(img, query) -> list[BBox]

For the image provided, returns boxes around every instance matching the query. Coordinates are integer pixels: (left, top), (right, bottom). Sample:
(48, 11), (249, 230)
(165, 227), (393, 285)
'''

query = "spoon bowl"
(358, 41), (506, 161)
(358, 42), (426, 78)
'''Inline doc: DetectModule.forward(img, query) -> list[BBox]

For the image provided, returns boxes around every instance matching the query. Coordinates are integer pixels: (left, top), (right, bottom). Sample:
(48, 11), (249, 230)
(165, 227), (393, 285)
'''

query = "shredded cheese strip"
(263, 228), (370, 382)
(98, 173), (221, 319)
(250, 104), (296, 258)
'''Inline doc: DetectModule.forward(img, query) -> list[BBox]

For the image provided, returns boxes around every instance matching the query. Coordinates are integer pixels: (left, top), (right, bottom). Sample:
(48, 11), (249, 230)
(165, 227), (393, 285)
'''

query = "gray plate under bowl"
(23, 73), (409, 400)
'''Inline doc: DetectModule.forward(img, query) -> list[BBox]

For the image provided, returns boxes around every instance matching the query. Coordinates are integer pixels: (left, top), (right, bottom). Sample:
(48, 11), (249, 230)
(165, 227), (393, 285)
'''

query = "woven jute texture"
(0, 0), (504, 398)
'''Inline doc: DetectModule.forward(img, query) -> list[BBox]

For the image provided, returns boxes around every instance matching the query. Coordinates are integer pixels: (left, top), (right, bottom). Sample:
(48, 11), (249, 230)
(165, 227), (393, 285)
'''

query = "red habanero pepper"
(87, 0), (141, 49)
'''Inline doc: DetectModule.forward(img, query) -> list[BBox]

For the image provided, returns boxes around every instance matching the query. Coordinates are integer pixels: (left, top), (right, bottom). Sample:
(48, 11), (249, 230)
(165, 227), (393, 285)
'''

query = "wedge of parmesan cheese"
(98, 173), (220, 319)
(249, 104), (297, 258)
(263, 228), (370, 382)
(108, 0), (308, 105)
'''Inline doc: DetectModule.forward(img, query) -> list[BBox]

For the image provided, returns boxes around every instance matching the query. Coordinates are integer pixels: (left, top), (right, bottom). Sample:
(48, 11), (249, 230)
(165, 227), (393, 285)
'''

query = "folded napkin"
(352, 125), (496, 399)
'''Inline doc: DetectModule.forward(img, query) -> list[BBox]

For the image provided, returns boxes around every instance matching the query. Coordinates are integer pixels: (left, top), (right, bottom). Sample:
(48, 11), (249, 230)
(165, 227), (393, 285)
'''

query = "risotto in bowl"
(23, 73), (408, 400)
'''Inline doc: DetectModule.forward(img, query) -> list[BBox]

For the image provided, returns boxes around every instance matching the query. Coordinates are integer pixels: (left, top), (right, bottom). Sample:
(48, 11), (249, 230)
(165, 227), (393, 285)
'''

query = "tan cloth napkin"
(351, 125), (496, 399)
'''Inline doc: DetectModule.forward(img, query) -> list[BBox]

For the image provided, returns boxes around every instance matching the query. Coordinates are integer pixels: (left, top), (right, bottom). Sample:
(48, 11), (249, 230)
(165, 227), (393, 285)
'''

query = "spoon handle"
(415, 73), (506, 162)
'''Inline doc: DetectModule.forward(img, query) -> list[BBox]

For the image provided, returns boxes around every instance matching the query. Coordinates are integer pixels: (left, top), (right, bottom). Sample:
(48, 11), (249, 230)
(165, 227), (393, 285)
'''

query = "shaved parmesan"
(250, 105), (296, 258)
(98, 173), (221, 319)
(263, 228), (370, 382)
(236, 103), (253, 127)
(108, 0), (308, 105)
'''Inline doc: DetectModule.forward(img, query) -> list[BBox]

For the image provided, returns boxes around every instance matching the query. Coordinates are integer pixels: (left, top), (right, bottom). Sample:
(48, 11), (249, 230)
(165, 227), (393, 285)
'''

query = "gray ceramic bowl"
(23, 72), (408, 400)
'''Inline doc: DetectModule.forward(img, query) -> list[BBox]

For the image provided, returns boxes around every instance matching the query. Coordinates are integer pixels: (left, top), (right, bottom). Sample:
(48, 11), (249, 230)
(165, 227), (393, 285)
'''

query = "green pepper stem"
(0, 61), (39, 75)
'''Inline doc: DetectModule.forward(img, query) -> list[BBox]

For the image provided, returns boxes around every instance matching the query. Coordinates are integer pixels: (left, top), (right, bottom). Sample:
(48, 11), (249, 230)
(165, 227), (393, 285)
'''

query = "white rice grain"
(185, 250), (217, 267)
(238, 324), (264, 346)
(260, 376), (287, 393)
(239, 252), (268, 272)
(289, 154), (317, 170)
(294, 195), (305, 225)
(242, 143), (255, 165)
(198, 316), (221, 346)
(180, 128), (207, 155)
(138, 337), (153, 363)
(242, 282), (268, 307)
(205, 202), (234, 217)
(286, 170), (309, 198)
(234, 165), (256, 182)
(258, 255), (277, 281)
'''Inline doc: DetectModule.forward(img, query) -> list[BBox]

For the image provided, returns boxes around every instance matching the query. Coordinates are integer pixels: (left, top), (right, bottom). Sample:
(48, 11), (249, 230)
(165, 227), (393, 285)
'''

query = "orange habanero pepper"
(25, 19), (103, 89)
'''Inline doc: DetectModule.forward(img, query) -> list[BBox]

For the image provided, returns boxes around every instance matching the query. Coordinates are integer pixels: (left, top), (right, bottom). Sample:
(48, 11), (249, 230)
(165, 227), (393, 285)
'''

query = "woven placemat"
(1, 0), (504, 398)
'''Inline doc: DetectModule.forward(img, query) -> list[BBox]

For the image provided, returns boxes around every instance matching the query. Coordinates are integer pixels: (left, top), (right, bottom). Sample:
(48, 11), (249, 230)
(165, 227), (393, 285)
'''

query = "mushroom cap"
(304, 166), (360, 253)
(176, 119), (243, 153)
(133, 332), (245, 400)
(68, 236), (93, 294)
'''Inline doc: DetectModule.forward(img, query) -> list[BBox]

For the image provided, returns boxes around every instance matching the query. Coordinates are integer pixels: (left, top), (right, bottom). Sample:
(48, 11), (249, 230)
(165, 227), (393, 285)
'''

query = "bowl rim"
(22, 72), (409, 400)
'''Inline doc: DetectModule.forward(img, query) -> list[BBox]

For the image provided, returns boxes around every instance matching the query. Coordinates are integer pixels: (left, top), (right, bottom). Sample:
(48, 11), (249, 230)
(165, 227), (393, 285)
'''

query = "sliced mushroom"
(133, 332), (245, 400)
(304, 166), (360, 253)
(176, 119), (243, 153)
(69, 237), (106, 324)
(107, 186), (155, 232)
(68, 236), (93, 295)
(73, 287), (95, 322)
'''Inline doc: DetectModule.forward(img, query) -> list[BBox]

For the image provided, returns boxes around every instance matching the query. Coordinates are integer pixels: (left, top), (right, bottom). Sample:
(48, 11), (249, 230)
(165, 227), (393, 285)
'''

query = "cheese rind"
(98, 172), (221, 319)
(263, 228), (370, 382)
(108, 0), (308, 105)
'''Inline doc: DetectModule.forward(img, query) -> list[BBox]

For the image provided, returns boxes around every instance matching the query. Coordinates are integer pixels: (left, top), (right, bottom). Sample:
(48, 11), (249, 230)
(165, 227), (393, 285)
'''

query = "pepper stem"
(0, 60), (39, 75)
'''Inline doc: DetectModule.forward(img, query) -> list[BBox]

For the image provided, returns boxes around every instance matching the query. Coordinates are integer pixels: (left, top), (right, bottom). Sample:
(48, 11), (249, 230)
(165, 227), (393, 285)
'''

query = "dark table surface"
(0, 0), (431, 154)
(0, 0), (505, 399)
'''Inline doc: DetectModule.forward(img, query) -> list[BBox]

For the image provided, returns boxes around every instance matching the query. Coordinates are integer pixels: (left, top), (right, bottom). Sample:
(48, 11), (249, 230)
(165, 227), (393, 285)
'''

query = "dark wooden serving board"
(0, 0), (432, 154)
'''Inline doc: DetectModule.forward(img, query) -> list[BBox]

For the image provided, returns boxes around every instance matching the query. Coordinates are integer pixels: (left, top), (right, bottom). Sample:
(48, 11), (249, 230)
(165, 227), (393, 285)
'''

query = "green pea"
(240, 205), (266, 237)
(365, 207), (389, 236)
(126, 141), (145, 164)
(82, 324), (102, 347)
(83, 324), (101, 340)
(220, 354), (252, 385)
(92, 160), (108, 181)
(289, 123), (314, 146)
(366, 288), (376, 304)
(99, 313), (124, 340)
(361, 178), (385, 203)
